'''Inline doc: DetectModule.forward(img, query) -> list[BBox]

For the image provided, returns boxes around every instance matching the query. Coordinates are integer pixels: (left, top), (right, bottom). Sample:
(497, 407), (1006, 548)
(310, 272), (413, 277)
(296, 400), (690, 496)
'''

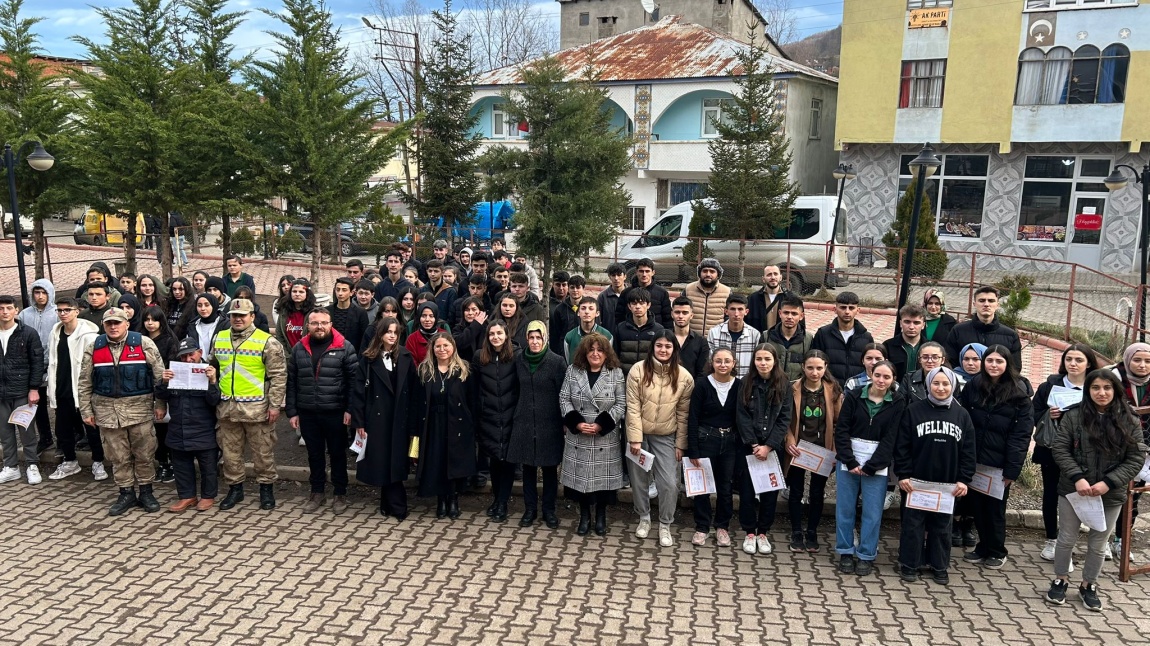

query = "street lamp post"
(896, 143), (941, 313)
(1104, 163), (1150, 341)
(4, 141), (55, 306)
(824, 162), (856, 289)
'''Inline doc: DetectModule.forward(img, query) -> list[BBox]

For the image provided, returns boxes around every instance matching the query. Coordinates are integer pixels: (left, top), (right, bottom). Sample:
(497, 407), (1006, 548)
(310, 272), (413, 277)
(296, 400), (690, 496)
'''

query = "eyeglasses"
(57, 308), (76, 314)
(920, 354), (943, 361)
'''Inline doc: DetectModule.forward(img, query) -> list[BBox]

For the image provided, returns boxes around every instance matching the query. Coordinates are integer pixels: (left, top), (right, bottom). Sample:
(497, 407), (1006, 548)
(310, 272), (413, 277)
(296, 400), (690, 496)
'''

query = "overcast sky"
(39, 0), (844, 61)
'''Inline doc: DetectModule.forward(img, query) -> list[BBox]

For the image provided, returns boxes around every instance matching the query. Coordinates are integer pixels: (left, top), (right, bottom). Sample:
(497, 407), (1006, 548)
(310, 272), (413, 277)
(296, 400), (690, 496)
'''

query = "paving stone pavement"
(3, 478), (1149, 645)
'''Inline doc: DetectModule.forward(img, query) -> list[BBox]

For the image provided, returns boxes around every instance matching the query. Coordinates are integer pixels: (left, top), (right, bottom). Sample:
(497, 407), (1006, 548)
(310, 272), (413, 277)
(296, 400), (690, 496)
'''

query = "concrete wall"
(785, 78), (840, 195)
(557, 0), (772, 50)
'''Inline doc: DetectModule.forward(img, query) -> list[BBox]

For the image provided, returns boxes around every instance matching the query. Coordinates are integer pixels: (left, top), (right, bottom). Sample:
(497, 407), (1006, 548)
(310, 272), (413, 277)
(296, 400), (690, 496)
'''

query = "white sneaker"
(91, 462), (108, 481)
(49, 461), (81, 480)
(883, 491), (899, 511)
(1041, 539), (1056, 561)
(298, 436), (306, 447)
(757, 534), (773, 554)
(1104, 542), (1113, 561)
(0, 466), (19, 483)
(743, 534), (757, 554)
(648, 482), (658, 499)
(659, 524), (673, 547)
(25, 465), (41, 485)
(635, 519), (651, 539)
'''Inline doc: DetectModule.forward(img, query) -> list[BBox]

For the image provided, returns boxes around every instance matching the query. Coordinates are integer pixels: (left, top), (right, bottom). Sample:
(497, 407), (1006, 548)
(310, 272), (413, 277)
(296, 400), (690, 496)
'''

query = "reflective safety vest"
(215, 328), (271, 402)
(91, 332), (153, 397)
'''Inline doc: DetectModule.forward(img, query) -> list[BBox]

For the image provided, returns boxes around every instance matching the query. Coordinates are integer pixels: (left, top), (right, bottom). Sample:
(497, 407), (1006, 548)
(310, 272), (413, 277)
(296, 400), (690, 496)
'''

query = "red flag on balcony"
(517, 120), (529, 133)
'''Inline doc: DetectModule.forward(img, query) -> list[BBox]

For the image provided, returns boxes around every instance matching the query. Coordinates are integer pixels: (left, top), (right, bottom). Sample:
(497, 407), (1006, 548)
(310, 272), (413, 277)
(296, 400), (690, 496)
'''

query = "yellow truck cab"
(73, 209), (146, 246)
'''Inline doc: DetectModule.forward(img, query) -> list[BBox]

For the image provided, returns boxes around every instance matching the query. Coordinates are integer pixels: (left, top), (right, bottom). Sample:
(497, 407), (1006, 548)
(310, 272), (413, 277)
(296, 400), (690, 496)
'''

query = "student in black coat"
(141, 305), (179, 483)
(614, 259), (673, 329)
(811, 291), (874, 386)
(957, 345), (1034, 569)
(451, 297), (488, 363)
(944, 286), (1021, 369)
(351, 318), (417, 520)
(894, 366), (976, 584)
(471, 320), (521, 522)
(156, 339), (221, 511)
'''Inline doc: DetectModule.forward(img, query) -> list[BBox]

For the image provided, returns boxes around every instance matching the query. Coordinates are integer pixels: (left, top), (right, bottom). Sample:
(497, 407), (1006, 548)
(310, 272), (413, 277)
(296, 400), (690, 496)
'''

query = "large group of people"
(2, 247), (1147, 614)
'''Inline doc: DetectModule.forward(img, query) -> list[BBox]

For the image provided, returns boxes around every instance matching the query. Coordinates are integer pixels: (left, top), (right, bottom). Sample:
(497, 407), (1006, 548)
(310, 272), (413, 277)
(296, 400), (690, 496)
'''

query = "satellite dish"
(641, 0), (658, 14)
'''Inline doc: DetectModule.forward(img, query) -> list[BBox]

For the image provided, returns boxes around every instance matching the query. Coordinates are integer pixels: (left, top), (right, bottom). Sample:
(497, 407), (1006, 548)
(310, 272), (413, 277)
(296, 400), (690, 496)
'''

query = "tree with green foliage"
(883, 181), (948, 279)
(356, 200), (407, 266)
(702, 37), (798, 286)
(408, 0), (481, 232)
(244, 0), (407, 283)
(70, 0), (184, 275)
(481, 56), (631, 296)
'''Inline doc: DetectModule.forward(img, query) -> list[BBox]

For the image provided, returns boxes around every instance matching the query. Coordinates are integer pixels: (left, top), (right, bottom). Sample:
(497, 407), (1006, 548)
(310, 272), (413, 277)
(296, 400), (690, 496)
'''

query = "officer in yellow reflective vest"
(212, 299), (287, 511)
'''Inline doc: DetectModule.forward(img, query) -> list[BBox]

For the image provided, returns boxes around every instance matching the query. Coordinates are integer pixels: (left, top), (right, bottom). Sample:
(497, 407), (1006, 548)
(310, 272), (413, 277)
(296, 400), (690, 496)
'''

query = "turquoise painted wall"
(652, 90), (735, 140)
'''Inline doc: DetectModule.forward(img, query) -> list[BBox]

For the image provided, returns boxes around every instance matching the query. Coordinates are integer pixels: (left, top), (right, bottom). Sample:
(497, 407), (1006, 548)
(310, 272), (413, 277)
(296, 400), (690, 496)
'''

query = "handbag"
(1033, 410), (1059, 448)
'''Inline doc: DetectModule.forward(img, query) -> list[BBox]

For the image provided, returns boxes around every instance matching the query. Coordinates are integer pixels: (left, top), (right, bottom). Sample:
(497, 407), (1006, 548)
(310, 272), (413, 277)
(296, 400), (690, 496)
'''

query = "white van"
(616, 196), (848, 293)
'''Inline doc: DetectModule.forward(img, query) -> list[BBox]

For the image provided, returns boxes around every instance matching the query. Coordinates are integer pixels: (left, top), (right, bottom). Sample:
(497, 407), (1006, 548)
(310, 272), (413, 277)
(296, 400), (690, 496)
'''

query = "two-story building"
(471, 15), (840, 233)
(556, 0), (783, 50)
(836, 0), (1149, 272)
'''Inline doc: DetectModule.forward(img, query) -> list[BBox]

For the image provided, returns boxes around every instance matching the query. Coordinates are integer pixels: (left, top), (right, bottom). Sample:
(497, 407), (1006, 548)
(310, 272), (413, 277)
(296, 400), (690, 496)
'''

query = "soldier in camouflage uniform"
(212, 299), (288, 511)
(78, 308), (167, 516)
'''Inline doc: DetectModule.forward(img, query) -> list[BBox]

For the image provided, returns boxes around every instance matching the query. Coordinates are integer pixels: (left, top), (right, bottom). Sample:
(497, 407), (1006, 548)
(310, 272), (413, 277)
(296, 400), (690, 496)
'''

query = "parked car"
(615, 196), (848, 293)
(73, 209), (146, 246)
(1, 210), (34, 236)
(289, 221), (362, 256)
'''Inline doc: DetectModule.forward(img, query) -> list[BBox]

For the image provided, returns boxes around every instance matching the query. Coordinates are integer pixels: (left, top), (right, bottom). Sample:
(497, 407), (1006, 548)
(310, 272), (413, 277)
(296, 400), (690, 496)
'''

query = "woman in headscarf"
(117, 293), (143, 333)
(506, 320), (567, 529)
(1112, 342), (1150, 559)
(404, 301), (449, 365)
(922, 289), (957, 343)
(953, 342), (987, 388)
(893, 366), (976, 585)
(188, 293), (226, 360)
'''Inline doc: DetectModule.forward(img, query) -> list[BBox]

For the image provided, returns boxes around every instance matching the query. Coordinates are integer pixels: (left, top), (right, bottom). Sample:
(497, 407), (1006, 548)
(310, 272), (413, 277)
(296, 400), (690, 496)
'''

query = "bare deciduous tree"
(463, 0), (556, 72)
(755, 0), (798, 45)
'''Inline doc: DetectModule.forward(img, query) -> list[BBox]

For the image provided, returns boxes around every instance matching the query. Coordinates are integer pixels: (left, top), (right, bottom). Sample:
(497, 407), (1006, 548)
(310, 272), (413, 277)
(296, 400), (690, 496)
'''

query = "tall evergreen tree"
(410, 0), (481, 231)
(0, 0), (78, 280)
(699, 38), (798, 286)
(70, 0), (183, 274)
(245, 0), (405, 283)
(883, 181), (947, 279)
(482, 56), (631, 295)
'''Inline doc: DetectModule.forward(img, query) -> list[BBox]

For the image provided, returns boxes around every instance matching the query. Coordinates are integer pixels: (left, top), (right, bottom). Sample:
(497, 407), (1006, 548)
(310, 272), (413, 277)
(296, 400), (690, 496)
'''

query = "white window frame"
(1025, 0), (1137, 10)
(897, 153), (990, 239)
(1015, 155), (1114, 243)
(908, 0), (953, 7)
(809, 98), (822, 139)
(624, 206), (646, 231)
(492, 104), (507, 138)
(701, 98), (735, 138)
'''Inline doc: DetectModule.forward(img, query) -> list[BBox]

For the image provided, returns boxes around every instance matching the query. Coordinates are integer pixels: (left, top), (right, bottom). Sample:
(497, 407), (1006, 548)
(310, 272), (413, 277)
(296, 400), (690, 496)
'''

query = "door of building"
(1066, 195), (1106, 269)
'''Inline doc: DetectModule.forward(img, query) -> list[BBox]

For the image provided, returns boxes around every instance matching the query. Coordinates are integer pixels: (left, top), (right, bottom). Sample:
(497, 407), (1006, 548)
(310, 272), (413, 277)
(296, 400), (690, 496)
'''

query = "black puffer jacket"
(613, 319), (665, 376)
(811, 320), (874, 386)
(833, 387), (907, 475)
(944, 316), (1022, 370)
(157, 378), (221, 451)
(0, 322), (44, 399)
(958, 374), (1034, 481)
(285, 329), (358, 416)
(505, 350), (567, 467)
(471, 350), (520, 461)
(735, 377), (793, 451)
(615, 279), (673, 329)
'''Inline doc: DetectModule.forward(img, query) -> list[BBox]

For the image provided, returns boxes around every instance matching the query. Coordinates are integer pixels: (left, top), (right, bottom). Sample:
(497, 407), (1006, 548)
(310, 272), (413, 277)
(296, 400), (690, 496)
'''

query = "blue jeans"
(835, 465), (887, 561)
(170, 235), (187, 265)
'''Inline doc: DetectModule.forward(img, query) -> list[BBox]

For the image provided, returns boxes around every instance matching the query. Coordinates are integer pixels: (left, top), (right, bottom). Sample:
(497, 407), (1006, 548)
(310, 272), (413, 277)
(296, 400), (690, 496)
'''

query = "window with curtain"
(898, 153), (989, 238)
(898, 59), (947, 108)
(1015, 44), (1128, 105)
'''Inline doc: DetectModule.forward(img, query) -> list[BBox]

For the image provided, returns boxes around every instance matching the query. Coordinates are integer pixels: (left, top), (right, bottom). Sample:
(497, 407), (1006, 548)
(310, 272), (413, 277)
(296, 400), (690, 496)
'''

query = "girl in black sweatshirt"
(686, 348), (741, 548)
(894, 366), (976, 584)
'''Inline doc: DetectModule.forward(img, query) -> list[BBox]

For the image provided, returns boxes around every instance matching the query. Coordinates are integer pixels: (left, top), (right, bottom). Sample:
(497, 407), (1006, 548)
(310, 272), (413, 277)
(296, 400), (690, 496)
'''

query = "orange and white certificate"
(792, 440), (836, 477)
(905, 480), (956, 514)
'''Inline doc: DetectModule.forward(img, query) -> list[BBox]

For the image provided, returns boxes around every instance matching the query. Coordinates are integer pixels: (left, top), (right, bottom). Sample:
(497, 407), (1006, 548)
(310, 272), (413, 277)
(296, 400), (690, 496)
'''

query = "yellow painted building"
(836, 0), (1150, 272)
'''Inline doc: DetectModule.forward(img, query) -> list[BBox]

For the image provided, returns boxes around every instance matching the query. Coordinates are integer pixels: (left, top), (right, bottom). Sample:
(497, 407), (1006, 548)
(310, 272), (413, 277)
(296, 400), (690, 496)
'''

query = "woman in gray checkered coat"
(560, 332), (626, 537)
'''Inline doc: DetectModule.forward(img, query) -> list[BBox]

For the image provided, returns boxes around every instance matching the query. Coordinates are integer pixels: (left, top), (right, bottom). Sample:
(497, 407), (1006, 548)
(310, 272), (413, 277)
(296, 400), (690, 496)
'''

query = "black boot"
(576, 500), (592, 536)
(492, 501), (508, 522)
(259, 484), (275, 510)
(486, 500), (497, 517)
(220, 484), (244, 510)
(594, 502), (608, 536)
(519, 509), (537, 527)
(961, 518), (976, 547)
(160, 463), (175, 484)
(137, 484), (160, 513)
(543, 510), (559, 529)
(436, 496), (449, 518)
(448, 494), (462, 519)
(109, 488), (138, 517)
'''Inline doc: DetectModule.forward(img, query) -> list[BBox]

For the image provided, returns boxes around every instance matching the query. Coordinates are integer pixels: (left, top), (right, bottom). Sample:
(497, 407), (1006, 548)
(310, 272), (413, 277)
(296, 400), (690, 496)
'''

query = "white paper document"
(681, 457), (717, 497)
(904, 480), (956, 514)
(746, 452), (786, 494)
(626, 448), (655, 473)
(7, 404), (35, 428)
(792, 440), (836, 477)
(1137, 456), (1150, 484)
(1065, 493), (1108, 532)
(1048, 385), (1082, 411)
(969, 464), (1007, 500)
(849, 438), (888, 476)
(170, 361), (210, 391)
(349, 433), (367, 463)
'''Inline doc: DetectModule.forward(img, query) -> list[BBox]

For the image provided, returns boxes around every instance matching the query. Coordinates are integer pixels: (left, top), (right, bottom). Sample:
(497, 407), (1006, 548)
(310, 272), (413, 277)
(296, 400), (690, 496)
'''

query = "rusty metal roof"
(475, 15), (837, 86)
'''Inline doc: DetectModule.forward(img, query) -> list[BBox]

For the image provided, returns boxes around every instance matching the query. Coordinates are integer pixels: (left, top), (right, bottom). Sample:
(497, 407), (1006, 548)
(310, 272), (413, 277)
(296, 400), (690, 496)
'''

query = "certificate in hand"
(904, 479), (956, 514)
(969, 464), (1006, 500)
(349, 433), (367, 463)
(626, 448), (655, 472)
(849, 438), (888, 476)
(1065, 492), (1107, 531)
(1048, 385), (1082, 411)
(7, 404), (36, 428)
(792, 440), (835, 477)
(1138, 456), (1150, 484)
(170, 361), (209, 391)
(681, 457), (717, 497)
(746, 452), (787, 493)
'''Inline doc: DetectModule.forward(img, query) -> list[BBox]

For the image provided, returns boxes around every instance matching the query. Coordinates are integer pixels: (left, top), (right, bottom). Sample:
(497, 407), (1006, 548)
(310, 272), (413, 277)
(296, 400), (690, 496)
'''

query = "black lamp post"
(1104, 163), (1150, 341)
(5, 141), (54, 306)
(896, 143), (941, 312)
(824, 162), (856, 289)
